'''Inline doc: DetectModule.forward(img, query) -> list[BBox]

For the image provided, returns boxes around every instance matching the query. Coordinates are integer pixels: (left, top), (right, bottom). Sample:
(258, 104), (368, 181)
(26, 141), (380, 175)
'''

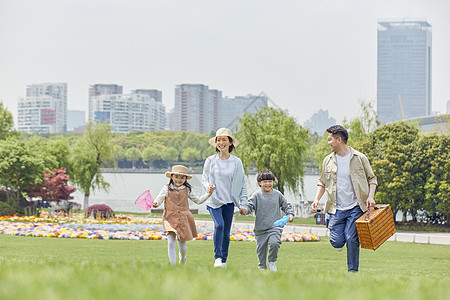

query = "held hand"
(311, 200), (319, 213)
(152, 202), (158, 208)
(208, 184), (216, 196)
(239, 208), (248, 215)
(288, 216), (294, 222)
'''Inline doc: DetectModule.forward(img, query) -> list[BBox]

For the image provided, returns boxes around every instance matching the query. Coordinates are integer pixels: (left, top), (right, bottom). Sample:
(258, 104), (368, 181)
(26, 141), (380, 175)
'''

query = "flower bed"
(0, 213), (320, 242)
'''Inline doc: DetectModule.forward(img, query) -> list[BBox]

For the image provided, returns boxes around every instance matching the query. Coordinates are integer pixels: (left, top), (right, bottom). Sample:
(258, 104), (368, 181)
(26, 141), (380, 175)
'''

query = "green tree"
(113, 145), (125, 161)
(125, 147), (142, 169)
(0, 102), (14, 140)
(236, 107), (308, 195)
(360, 121), (420, 221)
(181, 147), (201, 168)
(0, 137), (50, 202)
(161, 147), (179, 167)
(142, 145), (164, 169)
(69, 121), (115, 209)
(343, 99), (380, 148)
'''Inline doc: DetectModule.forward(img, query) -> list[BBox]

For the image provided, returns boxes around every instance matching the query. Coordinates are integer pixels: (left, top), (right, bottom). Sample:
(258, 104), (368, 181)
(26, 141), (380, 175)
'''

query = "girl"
(202, 128), (248, 268)
(153, 165), (215, 265)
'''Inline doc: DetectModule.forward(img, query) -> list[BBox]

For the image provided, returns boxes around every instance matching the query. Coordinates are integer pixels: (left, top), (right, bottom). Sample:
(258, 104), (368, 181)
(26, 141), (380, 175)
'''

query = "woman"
(202, 128), (248, 268)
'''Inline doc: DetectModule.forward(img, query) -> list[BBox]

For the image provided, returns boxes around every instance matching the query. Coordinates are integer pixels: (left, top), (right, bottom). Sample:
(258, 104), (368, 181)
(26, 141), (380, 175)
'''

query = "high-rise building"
(303, 109), (336, 135)
(173, 84), (221, 133)
(377, 19), (432, 123)
(220, 94), (268, 129)
(17, 83), (67, 133)
(88, 84), (123, 121)
(133, 89), (162, 103)
(91, 92), (166, 134)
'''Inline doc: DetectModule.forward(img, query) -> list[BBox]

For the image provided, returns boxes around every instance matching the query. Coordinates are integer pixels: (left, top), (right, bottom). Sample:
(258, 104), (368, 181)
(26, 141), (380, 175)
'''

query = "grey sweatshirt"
(247, 189), (294, 233)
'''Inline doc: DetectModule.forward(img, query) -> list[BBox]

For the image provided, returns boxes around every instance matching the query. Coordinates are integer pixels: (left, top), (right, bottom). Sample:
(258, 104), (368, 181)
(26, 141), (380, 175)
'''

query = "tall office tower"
(303, 109), (336, 135)
(17, 82), (67, 133)
(91, 92), (166, 134)
(220, 94), (268, 129)
(173, 84), (221, 133)
(133, 89), (162, 102)
(88, 84), (123, 120)
(377, 19), (432, 123)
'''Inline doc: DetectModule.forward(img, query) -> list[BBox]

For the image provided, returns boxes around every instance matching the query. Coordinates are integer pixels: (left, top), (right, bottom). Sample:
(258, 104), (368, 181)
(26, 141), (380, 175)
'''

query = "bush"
(0, 201), (15, 216)
(85, 204), (115, 219)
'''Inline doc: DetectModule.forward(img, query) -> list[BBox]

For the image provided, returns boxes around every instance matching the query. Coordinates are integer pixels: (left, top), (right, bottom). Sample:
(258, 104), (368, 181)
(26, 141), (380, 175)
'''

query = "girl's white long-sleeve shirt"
(153, 184), (211, 207)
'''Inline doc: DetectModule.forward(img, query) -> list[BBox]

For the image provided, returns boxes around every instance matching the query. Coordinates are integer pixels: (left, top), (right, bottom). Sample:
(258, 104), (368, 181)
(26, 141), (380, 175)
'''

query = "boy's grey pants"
(255, 227), (283, 269)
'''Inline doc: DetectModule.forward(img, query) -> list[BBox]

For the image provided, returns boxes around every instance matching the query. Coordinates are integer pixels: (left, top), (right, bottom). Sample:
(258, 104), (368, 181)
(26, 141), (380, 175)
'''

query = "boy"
(246, 170), (294, 271)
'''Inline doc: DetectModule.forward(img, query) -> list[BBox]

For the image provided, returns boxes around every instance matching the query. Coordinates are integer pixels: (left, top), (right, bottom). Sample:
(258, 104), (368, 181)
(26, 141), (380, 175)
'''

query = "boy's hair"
(257, 169), (275, 182)
(168, 177), (192, 193)
(326, 125), (348, 143)
(215, 136), (235, 153)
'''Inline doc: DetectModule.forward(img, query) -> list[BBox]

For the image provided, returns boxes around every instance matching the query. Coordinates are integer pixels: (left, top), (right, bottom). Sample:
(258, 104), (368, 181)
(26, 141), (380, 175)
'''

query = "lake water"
(71, 173), (320, 215)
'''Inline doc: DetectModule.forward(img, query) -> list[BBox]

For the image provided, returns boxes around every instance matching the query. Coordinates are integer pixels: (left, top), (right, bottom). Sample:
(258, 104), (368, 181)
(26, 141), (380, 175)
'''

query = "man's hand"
(311, 200), (319, 213)
(288, 215), (294, 222)
(366, 197), (376, 208)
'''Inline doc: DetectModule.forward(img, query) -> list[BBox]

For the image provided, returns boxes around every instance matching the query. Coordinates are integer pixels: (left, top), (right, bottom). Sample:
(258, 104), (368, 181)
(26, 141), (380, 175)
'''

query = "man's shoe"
(336, 247), (344, 252)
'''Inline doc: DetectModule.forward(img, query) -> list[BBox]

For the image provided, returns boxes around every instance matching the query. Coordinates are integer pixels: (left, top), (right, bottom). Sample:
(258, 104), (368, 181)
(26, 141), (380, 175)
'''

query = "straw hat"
(208, 128), (240, 147)
(165, 165), (193, 180)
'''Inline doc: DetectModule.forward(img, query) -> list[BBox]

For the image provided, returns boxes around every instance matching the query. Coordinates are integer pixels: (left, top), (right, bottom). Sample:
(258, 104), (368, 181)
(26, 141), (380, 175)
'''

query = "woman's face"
(216, 136), (232, 153)
(172, 174), (187, 187)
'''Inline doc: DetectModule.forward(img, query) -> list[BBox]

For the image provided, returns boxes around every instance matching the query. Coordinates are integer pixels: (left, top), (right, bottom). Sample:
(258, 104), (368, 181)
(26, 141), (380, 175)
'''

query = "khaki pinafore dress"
(162, 187), (197, 241)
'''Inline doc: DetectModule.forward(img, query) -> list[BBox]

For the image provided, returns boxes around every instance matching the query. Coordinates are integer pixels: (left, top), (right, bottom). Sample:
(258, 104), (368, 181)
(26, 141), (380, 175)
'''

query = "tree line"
(0, 101), (448, 224)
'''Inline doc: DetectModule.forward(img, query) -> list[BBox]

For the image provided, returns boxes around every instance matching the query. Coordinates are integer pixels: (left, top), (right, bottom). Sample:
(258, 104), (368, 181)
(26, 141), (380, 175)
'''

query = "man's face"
(327, 132), (340, 152)
(259, 179), (274, 193)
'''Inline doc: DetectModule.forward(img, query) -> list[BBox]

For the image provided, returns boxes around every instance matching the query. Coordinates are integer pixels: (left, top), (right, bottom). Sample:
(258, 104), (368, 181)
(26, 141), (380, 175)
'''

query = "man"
(311, 125), (377, 272)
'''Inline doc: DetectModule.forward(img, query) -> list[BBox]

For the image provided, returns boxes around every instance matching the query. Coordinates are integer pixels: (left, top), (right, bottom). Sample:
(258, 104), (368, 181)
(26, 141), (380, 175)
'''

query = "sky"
(1, 0), (449, 126)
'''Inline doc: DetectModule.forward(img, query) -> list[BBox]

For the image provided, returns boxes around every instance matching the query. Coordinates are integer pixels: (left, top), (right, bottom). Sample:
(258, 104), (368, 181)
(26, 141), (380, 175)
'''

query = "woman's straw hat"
(165, 165), (193, 180)
(208, 128), (240, 147)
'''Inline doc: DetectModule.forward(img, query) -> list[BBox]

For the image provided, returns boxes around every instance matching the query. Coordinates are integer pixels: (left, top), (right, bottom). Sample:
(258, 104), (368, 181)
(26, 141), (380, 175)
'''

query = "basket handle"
(365, 205), (380, 221)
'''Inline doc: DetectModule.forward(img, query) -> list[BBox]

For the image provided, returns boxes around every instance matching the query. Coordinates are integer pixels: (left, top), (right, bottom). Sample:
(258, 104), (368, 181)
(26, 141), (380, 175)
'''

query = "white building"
(17, 83), (67, 133)
(91, 93), (166, 134)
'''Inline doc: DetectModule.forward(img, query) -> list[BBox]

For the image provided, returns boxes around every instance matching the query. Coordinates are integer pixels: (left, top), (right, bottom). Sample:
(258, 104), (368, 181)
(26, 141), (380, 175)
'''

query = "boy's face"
(259, 179), (274, 193)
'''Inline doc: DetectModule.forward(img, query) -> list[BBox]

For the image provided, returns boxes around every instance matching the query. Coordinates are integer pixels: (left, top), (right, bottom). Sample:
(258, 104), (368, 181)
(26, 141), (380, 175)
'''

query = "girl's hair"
(257, 169), (276, 182)
(168, 177), (192, 193)
(215, 136), (235, 153)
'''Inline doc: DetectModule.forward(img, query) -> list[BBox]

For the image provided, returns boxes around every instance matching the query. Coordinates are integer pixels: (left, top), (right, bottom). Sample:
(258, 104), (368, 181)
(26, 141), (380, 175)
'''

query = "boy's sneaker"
(214, 258), (224, 268)
(336, 247), (344, 252)
(258, 266), (266, 271)
(268, 262), (277, 272)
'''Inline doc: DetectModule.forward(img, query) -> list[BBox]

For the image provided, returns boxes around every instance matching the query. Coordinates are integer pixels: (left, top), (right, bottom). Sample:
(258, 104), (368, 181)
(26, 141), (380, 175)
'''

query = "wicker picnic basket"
(356, 204), (396, 251)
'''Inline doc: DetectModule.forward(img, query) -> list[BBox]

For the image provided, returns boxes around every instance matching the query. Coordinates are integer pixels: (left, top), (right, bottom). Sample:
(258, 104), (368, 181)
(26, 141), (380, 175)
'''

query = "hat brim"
(165, 172), (193, 180)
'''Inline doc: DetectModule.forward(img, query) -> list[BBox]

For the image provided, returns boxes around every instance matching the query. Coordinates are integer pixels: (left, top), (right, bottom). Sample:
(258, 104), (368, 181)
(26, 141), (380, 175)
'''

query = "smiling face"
(327, 132), (340, 153)
(172, 174), (187, 187)
(259, 179), (274, 194)
(215, 136), (232, 153)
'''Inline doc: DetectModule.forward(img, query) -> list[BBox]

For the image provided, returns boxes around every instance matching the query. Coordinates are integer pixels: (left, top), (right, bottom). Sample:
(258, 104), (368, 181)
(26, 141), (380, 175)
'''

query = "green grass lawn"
(0, 234), (448, 300)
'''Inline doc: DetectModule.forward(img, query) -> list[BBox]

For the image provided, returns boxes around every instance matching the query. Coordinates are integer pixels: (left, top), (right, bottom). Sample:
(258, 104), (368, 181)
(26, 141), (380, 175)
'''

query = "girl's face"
(216, 136), (232, 153)
(259, 179), (274, 194)
(172, 174), (187, 187)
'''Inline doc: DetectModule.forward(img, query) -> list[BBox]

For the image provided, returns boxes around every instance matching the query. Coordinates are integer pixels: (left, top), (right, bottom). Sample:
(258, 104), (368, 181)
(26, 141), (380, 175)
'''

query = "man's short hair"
(257, 169), (276, 182)
(326, 125), (348, 143)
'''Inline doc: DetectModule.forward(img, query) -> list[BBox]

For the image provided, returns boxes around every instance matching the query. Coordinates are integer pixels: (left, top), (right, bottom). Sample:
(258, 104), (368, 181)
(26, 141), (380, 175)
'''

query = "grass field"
(0, 234), (449, 300)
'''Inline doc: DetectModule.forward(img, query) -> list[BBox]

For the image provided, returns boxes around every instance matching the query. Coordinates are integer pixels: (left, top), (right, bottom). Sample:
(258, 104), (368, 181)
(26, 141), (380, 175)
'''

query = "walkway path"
(195, 219), (450, 245)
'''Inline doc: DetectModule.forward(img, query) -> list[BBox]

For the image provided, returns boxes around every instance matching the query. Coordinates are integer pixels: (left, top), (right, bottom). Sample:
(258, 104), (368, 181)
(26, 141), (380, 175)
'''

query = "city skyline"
(1, 0), (449, 126)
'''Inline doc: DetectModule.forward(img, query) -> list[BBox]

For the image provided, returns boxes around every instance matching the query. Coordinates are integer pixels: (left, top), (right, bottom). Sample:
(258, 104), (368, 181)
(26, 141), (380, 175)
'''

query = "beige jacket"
(318, 147), (377, 214)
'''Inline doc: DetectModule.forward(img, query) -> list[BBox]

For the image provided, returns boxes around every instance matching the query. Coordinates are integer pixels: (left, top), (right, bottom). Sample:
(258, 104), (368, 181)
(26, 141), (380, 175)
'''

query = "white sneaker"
(179, 253), (186, 264)
(258, 266), (266, 271)
(268, 262), (277, 272)
(222, 262), (227, 268)
(213, 258), (224, 268)
(336, 247), (344, 252)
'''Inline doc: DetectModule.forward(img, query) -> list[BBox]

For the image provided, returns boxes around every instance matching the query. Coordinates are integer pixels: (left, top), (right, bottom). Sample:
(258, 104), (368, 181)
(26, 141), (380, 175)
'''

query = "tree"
(142, 145), (163, 169)
(161, 147), (179, 167)
(359, 121), (420, 221)
(181, 147), (201, 168)
(236, 107), (308, 195)
(0, 102), (14, 140)
(0, 137), (50, 202)
(25, 168), (77, 206)
(125, 147), (142, 169)
(343, 99), (380, 148)
(69, 121), (115, 209)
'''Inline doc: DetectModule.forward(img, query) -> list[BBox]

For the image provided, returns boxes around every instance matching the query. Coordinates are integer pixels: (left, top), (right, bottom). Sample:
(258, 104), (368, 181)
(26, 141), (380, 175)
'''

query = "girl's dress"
(154, 184), (210, 241)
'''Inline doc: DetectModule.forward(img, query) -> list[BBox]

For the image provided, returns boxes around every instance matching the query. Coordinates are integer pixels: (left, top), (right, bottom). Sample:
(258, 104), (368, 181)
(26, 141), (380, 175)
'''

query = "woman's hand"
(288, 215), (294, 222)
(152, 202), (158, 208)
(239, 208), (248, 215)
(207, 184), (216, 196)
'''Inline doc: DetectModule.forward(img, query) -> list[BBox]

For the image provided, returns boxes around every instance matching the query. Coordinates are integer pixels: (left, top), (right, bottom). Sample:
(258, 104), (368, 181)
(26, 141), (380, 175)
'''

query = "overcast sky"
(1, 0), (449, 126)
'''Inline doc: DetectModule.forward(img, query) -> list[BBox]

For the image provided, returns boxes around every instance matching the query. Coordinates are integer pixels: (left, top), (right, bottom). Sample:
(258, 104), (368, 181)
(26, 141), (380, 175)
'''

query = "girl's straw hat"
(208, 128), (240, 147)
(165, 165), (193, 180)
